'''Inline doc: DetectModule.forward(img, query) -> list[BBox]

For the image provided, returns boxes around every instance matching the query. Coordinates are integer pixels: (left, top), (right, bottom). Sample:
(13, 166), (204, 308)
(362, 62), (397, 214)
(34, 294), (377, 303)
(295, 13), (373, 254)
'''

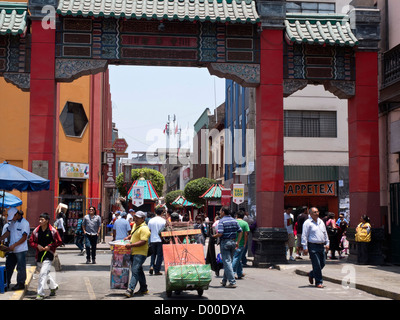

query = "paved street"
(22, 249), (389, 301)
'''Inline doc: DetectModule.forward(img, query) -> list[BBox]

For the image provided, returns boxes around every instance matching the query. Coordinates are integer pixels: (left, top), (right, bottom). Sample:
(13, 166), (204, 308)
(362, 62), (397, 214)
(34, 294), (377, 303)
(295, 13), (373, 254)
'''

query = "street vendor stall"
(161, 223), (212, 297)
(109, 240), (131, 289)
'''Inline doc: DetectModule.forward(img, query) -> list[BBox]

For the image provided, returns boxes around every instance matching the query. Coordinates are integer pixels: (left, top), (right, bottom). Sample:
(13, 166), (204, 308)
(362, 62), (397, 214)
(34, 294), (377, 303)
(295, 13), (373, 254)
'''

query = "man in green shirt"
(232, 211), (250, 279)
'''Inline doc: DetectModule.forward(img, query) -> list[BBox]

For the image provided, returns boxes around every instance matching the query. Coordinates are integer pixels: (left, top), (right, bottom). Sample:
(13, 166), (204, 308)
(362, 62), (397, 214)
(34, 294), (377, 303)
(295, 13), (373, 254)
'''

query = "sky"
(109, 65), (226, 156)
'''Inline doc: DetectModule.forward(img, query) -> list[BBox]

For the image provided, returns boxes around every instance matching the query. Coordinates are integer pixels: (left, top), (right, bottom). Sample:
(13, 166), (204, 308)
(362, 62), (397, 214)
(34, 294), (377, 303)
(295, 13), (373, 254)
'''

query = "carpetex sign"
(284, 181), (336, 197)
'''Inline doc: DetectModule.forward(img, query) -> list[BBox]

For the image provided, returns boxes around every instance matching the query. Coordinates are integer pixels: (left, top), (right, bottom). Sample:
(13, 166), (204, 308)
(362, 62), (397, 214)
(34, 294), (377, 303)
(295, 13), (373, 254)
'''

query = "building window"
(284, 110), (337, 137)
(59, 101), (88, 138)
(286, 1), (335, 13)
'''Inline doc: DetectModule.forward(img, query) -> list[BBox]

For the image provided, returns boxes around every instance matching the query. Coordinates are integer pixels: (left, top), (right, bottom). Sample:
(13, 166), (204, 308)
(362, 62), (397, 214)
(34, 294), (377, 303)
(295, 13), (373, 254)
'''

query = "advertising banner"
(221, 189), (231, 206)
(232, 184), (245, 205)
(131, 185), (144, 207)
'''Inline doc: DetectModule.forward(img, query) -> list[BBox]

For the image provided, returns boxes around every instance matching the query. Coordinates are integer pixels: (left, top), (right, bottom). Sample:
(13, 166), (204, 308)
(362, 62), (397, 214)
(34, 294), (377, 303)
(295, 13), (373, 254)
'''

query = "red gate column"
(347, 50), (384, 265)
(256, 29), (284, 227)
(27, 18), (57, 223)
(346, 2), (384, 265)
(253, 27), (287, 265)
(348, 51), (380, 226)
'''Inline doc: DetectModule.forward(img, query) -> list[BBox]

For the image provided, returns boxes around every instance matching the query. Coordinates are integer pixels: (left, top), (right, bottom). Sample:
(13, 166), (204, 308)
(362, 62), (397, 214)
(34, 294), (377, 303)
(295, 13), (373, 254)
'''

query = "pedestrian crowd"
(0, 200), (374, 299)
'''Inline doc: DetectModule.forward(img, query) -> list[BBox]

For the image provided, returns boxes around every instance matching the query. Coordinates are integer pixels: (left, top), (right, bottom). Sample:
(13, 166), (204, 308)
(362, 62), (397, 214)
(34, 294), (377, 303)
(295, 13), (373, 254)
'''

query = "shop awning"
(127, 179), (159, 201)
(0, 2), (28, 35)
(285, 13), (358, 47)
(56, 0), (260, 24)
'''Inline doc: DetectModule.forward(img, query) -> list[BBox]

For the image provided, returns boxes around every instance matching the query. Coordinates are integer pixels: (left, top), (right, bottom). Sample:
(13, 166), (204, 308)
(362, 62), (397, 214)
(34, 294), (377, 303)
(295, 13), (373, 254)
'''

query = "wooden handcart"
(161, 224), (212, 298)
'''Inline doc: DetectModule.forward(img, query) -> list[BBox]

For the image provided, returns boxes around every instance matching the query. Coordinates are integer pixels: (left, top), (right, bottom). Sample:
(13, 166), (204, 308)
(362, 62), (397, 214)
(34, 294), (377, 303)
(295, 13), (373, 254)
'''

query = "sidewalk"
(1, 238), (400, 300)
(277, 255), (400, 300)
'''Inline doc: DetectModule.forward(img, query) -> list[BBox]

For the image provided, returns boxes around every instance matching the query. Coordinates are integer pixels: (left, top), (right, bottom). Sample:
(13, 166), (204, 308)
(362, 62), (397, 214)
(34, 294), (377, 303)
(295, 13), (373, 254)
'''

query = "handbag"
(147, 243), (155, 257)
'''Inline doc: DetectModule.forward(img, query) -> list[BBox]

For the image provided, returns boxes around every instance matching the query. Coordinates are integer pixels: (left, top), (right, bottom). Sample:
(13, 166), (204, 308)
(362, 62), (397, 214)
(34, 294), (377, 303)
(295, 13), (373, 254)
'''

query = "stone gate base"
(252, 228), (288, 267)
(345, 228), (385, 265)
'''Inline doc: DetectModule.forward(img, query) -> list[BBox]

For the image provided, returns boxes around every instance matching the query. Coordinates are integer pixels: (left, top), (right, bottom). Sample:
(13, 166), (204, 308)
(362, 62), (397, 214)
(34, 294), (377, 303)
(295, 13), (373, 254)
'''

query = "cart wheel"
(166, 290), (172, 298)
(197, 289), (204, 297)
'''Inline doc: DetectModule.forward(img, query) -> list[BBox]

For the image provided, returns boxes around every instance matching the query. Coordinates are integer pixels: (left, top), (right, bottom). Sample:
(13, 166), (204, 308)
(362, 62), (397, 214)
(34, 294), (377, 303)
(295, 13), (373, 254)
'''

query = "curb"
(11, 266), (36, 300)
(295, 269), (400, 300)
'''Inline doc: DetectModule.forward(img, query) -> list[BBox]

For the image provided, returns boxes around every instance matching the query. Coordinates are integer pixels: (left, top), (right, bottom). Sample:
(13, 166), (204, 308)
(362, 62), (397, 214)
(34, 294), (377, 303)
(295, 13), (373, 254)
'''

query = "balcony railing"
(382, 43), (400, 88)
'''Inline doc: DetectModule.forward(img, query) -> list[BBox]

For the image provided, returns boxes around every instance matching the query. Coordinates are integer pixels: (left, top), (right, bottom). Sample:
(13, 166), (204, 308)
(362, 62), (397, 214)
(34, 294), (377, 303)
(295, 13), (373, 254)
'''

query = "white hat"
(7, 207), (18, 221)
(134, 211), (146, 219)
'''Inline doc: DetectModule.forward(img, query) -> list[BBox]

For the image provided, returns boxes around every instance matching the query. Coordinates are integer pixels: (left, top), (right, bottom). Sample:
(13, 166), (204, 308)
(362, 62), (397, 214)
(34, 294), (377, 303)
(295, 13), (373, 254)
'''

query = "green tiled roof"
(0, 2), (27, 35)
(285, 13), (358, 47)
(127, 179), (159, 200)
(200, 184), (230, 199)
(56, 0), (260, 24)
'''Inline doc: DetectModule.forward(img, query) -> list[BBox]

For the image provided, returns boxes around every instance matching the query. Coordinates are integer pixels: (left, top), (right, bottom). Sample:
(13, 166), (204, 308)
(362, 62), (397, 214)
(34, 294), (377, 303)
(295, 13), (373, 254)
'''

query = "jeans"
(75, 234), (84, 251)
(6, 251), (27, 286)
(220, 239), (236, 285)
(129, 254), (147, 292)
(308, 243), (325, 285)
(232, 246), (245, 278)
(85, 234), (98, 261)
(37, 259), (58, 296)
(149, 242), (163, 273)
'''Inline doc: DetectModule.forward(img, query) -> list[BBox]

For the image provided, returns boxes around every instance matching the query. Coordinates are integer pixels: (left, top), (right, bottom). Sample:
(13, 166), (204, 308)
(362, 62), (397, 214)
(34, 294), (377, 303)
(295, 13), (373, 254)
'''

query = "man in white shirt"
(147, 207), (166, 275)
(284, 207), (295, 261)
(0, 207), (30, 290)
(301, 207), (329, 288)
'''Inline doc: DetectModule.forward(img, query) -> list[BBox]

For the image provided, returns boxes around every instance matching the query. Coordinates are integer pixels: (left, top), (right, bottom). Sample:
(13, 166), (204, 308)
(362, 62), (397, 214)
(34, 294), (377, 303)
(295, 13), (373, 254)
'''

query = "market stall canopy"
(171, 195), (194, 207)
(0, 191), (22, 208)
(199, 184), (230, 199)
(0, 161), (50, 192)
(127, 179), (159, 201)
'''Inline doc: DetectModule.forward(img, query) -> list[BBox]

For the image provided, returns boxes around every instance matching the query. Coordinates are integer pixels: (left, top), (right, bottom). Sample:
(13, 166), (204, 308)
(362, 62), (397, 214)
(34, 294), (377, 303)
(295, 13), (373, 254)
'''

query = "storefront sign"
(59, 162), (89, 179)
(284, 181), (336, 197)
(232, 184), (245, 205)
(221, 189), (231, 206)
(131, 186), (144, 207)
(104, 151), (116, 188)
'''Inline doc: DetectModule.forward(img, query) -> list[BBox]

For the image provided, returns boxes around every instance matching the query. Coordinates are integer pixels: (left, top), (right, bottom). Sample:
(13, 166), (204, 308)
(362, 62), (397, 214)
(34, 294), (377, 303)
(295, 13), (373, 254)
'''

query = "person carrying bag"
(355, 214), (371, 264)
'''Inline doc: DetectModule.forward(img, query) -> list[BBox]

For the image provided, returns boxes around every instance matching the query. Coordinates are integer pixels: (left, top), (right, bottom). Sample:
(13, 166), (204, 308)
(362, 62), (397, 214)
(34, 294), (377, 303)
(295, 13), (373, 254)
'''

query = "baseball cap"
(134, 211), (146, 219)
(120, 212), (127, 217)
(7, 207), (18, 221)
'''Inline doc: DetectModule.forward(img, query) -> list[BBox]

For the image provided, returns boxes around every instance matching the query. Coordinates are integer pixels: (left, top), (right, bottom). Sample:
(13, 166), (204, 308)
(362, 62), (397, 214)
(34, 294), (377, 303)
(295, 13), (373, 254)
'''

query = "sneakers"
(78, 249), (86, 256)
(50, 286), (58, 296)
(125, 288), (149, 298)
(135, 289), (149, 295)
(35, 295), (45, 300)
(125, 289), (133, 298)
(220, 281), (236, 288)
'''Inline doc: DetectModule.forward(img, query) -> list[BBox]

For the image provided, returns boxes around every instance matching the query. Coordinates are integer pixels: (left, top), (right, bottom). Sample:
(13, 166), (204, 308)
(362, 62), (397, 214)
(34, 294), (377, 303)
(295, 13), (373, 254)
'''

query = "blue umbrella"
(0, 192), (22, 208)
(0, 161), (50, 192)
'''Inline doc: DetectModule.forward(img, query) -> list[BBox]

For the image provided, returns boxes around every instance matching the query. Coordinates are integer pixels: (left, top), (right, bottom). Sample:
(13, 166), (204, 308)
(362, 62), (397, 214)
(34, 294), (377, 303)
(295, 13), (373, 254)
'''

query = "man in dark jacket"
(29, 212), (63, 300)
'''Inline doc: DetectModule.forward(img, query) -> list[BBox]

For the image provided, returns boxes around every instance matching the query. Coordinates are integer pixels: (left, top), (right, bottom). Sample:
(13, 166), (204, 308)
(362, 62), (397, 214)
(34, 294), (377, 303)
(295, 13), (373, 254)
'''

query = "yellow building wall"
(57, 75), (92, 201)
(0, 78), (30, 215)
(0, 75), (94, 218)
